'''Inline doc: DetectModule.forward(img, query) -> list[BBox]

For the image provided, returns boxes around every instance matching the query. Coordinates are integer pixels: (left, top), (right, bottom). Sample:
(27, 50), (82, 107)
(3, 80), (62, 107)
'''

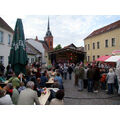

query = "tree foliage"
(54, 44), (62, 50)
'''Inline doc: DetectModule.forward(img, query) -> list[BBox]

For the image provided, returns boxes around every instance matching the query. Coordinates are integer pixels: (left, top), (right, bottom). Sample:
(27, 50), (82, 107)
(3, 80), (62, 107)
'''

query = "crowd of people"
(0, 62), (65, 105)
(53, 62), (120, 95)
(0, 61), (120, 105)
(74, 62), (119, 95)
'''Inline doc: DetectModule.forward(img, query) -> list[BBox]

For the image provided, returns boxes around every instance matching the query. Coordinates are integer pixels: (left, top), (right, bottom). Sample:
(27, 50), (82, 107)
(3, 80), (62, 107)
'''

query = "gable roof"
(77, 46), (84, 52)
(49, 46), (85, 54)
(64, 43), (77, 49)
(26, 39), (45, 54)
(26, 42), (36, 55)
(0, 17), (14, 33)
(26, 38), (49, 51)
(84, 20), (120, 40)
(26, 38), (49, 52)
(37, 40), (49, 51)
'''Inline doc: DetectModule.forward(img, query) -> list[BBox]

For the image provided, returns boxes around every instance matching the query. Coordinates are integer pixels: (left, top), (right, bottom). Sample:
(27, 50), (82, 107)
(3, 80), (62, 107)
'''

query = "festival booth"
(96, 55), (120, 62)
(105, 56), (120, 62)
(105, 56), (120, 67)
(96, 55), (120, 67)
(96, 56), (111, 62)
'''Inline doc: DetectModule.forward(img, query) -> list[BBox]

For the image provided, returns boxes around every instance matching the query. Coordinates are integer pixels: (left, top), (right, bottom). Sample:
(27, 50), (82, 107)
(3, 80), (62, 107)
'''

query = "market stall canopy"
(96, 56), (111, 62)
(112, 50), (120, 55)
(105, 56), (120, 62)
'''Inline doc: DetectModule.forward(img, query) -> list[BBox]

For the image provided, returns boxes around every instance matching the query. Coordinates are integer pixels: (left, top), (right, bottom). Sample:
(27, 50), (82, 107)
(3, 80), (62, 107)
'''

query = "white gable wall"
(27, 39), (46, 64)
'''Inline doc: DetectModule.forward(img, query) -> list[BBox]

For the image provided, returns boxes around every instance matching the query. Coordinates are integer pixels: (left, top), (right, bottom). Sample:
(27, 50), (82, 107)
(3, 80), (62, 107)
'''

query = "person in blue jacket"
(54, 72), (64, 89)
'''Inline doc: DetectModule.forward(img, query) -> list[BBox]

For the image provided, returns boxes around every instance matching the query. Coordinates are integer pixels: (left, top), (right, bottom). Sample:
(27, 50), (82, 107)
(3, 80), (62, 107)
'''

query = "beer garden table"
(46, 77), (54, 84)
(38, 88), (50, 105)
(38, 88), (59, 105)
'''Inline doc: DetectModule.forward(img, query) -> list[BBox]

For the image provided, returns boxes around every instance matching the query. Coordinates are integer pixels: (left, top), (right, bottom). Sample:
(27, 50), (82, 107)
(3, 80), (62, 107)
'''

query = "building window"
(97, 42), (100, 49)
(0, 56), (4, 65)
(87, 56), (90, 62)
(0, 31), (3, 43)
(105, 40), (108, 48)
(93, 43), (95, 49)
(93, 55), (95, 61)
(31, 58), (34, 63)
(111, 38), (115, 47)
(8, 34), (11, 45)
(88, 44), (90, 50)
(97, 55), (100, 58)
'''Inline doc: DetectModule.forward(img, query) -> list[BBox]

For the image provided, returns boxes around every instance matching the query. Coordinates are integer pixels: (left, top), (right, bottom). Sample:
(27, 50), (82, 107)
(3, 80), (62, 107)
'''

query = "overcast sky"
(1, 15), (120, 48)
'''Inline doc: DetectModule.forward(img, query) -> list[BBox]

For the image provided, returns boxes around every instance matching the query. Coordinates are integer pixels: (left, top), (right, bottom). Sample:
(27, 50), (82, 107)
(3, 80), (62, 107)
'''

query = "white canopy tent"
(105, 56), (120, 62)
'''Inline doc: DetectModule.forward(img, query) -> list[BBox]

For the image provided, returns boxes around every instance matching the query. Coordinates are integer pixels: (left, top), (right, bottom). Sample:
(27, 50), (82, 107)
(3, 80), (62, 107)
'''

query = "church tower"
(44, 17), (53, 50)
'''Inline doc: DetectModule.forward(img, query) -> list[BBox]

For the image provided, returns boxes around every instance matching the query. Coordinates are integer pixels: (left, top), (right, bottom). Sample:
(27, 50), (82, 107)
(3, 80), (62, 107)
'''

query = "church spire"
(45, 17), (52, 37)
(44, 17), (53, 50)
(47, 17), (50, 31)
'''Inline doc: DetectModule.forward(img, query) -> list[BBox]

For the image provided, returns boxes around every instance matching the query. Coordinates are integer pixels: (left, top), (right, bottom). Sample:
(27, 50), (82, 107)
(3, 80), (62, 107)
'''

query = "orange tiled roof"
(84, 20), (120, 40)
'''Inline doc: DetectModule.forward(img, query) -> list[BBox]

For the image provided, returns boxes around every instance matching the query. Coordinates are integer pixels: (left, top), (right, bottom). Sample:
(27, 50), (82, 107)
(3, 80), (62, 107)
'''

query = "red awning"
(96, 56), (111, 62)
(112, 50), (120, 54)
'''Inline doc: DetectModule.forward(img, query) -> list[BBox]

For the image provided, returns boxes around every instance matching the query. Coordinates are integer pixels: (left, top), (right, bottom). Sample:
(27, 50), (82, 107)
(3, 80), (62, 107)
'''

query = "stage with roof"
(48, 44), (85, 64)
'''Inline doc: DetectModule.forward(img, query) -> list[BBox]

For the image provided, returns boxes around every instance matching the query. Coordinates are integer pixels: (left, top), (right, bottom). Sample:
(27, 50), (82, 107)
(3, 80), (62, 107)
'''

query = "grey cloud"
(1, 15), (120, 48)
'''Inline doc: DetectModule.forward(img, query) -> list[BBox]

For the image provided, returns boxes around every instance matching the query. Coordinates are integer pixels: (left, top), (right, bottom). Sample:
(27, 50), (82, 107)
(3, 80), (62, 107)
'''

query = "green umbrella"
(9, 18), (28, 76)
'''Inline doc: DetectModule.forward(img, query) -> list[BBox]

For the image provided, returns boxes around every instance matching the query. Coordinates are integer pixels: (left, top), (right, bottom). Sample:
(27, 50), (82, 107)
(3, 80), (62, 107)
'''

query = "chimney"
(35, 36), (38, 41)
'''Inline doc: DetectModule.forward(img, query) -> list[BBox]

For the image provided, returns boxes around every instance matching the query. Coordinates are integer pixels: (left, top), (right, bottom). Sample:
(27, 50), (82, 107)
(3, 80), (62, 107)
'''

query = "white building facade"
(26, 39), (48, 65)
(26, 41), (42, 65)
(0, 17), (13, 68)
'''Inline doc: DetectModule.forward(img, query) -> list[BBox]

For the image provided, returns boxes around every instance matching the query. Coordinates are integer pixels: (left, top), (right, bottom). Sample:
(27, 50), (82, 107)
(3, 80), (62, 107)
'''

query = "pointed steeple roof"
(47, 17), (50, 31)
(45, 17), (52, 37)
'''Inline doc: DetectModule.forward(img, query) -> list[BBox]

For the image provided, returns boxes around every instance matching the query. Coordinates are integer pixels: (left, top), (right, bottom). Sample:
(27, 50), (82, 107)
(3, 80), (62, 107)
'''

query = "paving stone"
(63, 73), (120, 105)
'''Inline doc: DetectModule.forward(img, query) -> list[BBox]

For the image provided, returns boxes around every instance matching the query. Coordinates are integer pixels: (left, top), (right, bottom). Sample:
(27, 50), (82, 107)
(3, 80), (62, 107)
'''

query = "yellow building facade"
(84, 20), (120, 62)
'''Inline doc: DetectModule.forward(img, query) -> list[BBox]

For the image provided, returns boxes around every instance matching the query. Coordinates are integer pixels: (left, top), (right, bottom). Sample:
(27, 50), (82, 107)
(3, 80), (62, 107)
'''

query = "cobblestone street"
(63, 73), (120, 105)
